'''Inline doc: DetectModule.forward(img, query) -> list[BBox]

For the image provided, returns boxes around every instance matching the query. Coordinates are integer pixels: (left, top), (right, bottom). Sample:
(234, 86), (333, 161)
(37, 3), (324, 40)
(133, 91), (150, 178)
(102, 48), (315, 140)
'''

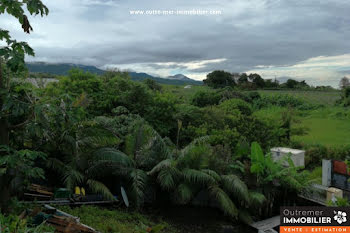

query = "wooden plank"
(45, 205), (79, 220)
(44, 205), (98, 233)
(24, 193), (52, 199)
(22, 200), (116, 205)
(29, 184), (54, 196)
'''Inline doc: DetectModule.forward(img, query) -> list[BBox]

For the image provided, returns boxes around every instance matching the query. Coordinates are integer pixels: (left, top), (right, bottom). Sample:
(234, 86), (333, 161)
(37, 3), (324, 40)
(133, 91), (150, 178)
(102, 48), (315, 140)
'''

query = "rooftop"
(270, 147), (305, 154)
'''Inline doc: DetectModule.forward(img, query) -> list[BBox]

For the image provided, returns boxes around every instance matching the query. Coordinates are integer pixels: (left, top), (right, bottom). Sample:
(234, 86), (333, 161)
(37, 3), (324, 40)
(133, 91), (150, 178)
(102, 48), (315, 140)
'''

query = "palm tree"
(47, 121), (121, 200)
(85, 118), (171, 208)
(149, 137), (265, 222)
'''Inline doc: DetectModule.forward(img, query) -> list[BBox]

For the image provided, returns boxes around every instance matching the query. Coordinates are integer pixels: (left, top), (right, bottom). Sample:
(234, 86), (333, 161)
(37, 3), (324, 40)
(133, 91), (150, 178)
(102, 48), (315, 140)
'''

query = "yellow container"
(81, 187), (86, 196)
(75, 186), (81, 195)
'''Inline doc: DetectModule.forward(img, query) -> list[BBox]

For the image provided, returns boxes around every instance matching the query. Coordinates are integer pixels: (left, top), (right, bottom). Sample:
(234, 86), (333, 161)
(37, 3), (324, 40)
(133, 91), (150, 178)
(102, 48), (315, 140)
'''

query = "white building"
(270, 147), (305, 167)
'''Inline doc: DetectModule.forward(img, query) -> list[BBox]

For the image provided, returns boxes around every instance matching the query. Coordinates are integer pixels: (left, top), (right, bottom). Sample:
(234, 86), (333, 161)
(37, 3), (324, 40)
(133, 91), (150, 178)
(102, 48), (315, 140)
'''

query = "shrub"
(304, 144), (350, 168)
(252, 94), (317, 110)
(305, 144), (328, 168)
(219, 98), (252, 115)
(191, 90), (221, 107)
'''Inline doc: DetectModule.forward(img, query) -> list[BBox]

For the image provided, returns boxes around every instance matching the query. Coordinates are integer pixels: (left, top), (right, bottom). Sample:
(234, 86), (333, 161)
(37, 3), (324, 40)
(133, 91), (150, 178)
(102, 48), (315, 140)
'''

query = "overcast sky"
(2, 0), (350, 86)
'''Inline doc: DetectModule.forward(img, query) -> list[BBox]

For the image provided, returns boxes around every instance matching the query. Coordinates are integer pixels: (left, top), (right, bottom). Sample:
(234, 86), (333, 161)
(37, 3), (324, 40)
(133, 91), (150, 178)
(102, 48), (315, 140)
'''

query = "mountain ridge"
(26, 62), (202, 85)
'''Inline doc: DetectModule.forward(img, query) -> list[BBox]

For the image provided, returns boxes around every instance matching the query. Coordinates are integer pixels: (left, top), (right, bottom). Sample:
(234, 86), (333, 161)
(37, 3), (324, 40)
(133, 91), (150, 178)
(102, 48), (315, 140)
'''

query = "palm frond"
(136, 134), (171, 169)
(157, 168), (178, 190)
(125, 120), (146, 157)
(47, 157), (67, 175)
(86, 148), (133, 178)
(249, 191), (266, 206)
(77, 135), (120, 148)
(62, 168), (84, 191)
(174, 183), (195, 204)
(221, 175), (250, 204)
(129, 169), (148, 208)
(93, 148), (133, 166)
(180, 136), (210, 157)
(208, 185), (238, 218)
(86, 179), (115, 201)
(148, 159), (173, 175)
(182, 168), (216, 186)
(201, 169), (221, 182)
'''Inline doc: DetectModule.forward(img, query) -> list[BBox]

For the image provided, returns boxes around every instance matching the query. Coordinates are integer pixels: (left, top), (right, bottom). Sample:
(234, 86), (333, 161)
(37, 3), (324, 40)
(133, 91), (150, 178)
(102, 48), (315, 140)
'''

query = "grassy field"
(163, 85), (349, 147)
(162, 84), (210, 103)
(292, 107), (350, 146)
(255, 106), (350, 147)
(256, 90), (348, 147)
(255, 90), (349, 147)
(258, 90), (341, 106)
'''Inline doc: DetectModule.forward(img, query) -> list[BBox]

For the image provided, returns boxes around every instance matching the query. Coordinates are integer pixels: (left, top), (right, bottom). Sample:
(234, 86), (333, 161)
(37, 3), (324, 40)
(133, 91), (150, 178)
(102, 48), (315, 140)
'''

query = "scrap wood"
(29, 184), (54, 196)
(31, 184), (53, 191)
(44, 205), (79, 220)
(29, 184), (54, 195)
(44, 205), (99, 233)
(47, 215), (96, 233)
(24, 193), (52, 199)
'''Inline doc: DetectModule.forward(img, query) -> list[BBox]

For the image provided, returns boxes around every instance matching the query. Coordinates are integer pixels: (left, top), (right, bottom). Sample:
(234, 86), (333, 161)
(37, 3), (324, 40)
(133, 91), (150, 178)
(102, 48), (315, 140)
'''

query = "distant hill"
(26, 62), (104, 75)
(26, 62), (202, 85)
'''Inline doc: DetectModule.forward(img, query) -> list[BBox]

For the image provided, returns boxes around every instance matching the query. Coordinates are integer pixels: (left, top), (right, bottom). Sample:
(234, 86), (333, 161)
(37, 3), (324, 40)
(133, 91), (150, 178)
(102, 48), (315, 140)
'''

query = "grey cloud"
(3, 0), (348, 84)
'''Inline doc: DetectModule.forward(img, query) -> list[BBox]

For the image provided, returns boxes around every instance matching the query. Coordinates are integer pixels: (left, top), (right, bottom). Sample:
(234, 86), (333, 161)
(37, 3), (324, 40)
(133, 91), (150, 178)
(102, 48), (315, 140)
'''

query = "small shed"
(270, 147), (305, 167)
(184, 85), (192, 89)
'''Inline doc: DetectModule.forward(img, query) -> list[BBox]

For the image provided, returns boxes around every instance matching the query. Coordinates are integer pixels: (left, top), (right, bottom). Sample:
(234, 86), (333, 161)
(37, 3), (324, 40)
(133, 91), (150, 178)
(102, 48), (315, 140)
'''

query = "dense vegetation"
(1, 68), (332, 222)
(203, 70), (335, 91)
(1, 1), (349, 232)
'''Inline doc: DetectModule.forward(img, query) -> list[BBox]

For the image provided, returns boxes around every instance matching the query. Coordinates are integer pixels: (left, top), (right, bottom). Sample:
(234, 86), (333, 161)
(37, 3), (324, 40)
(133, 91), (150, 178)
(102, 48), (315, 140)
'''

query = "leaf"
(86, 179), (115, 201)
(249, 191), (266, 206)
(129, 169), (148, 208)
(175, 183), (194, 204)
(208, 185), (238, 218)
(221, 175), (250, 203)
(183, 168), (216, 186)
(148, 159), (172, 175)
(157, 168), (177, 190)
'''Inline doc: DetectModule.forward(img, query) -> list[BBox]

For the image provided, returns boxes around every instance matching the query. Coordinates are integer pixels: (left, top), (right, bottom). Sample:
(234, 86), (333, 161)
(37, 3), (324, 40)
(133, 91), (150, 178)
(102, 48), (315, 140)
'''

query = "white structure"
(322, 159), (332, 187)
(270, 147), (305, 167)
(184, 85), (192, 89)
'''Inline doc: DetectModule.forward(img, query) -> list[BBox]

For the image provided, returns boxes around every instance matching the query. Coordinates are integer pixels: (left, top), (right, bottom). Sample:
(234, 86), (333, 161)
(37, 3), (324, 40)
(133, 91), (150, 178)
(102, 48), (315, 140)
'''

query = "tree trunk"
(0, 59), (9, 146)
(0, 175), (11, 213)
(0, 60), (11, 212)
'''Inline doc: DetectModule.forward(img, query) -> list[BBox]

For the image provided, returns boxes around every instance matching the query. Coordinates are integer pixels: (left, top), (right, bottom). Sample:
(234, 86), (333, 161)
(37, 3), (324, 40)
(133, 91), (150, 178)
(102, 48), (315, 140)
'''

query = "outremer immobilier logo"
(280, 207), (350, 233)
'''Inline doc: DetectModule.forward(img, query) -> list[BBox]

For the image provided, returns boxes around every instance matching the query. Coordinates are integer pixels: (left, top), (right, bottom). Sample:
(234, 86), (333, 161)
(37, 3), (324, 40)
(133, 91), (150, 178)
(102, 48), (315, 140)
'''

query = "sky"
(2, 0), (350, 87)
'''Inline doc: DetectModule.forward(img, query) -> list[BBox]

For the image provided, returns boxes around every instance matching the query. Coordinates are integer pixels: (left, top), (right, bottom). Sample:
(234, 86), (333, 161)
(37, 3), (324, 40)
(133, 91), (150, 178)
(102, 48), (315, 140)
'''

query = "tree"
(144, 78), (162, 91)
(339, 77), (350, 90)
(237, 73), (248, 85)
(285, 79), (299, 89)
(249, 73), (265, 88)
(0, 0), (49, 146)
(264, 79), (279, 88)
(0, 146), (46, 211)
(203, 70), (236, 88)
